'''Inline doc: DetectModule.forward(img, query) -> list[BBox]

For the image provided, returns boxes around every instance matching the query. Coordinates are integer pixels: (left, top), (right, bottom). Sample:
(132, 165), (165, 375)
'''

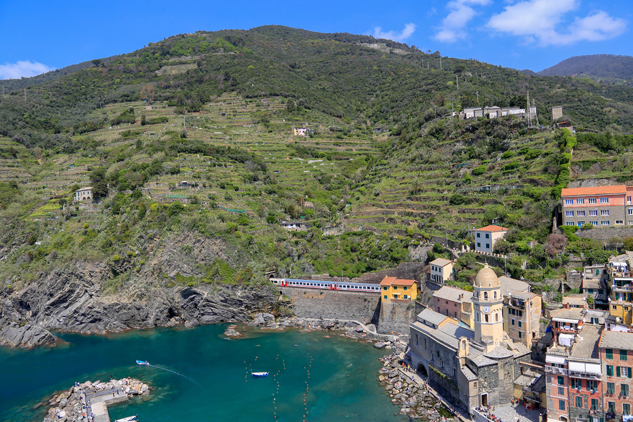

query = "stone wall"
(575, 227), (633, 242)
(278, 287), (380, 324)
(377, 300), (417, 336)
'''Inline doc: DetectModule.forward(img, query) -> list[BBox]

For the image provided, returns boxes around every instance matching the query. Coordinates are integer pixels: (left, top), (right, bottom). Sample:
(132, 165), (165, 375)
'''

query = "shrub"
(112, 255), (120, 262)
(472, 165), (486, 176)
(449, 194), (468, 205)
(581, 223), (593, 230)
(501, 151), (515, 159)
(525, 149), (542, 160)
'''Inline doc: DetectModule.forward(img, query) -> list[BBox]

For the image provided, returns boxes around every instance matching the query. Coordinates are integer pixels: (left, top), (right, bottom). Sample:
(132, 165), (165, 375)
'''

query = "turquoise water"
(0, 325), (406, 422)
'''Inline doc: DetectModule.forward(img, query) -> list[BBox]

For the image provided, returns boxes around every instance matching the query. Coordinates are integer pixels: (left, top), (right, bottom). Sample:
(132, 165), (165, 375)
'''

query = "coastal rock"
(0, 235), (278, 348)
(0, 321), (58, 348)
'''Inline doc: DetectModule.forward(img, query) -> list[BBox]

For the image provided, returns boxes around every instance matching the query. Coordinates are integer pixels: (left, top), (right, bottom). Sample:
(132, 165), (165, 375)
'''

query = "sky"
(0, 0), (631, 79)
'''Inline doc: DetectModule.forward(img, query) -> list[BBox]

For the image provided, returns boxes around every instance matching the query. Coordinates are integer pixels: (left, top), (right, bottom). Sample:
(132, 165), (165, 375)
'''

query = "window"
(577, 211), (586, 216)
(621, 384), (629, 396)
(384, 295), (387, 299)
(518, 321), (522, 327)
(404, 286), (408, 290)
(608, 402), (616, 412)
(589, 210), (598, 216)
(559, 400), (565, 411)
(591, 399), (599, 410)
(476, 233), (480, 238)
(477, 242), (481, 248)
(486, 243), (490, 249)
(558, 376), (565, 385)
(601, 197), (609, 203)
(383, 286), (388, 291)
(578, 198), (585, 204)
(558, 387), (565, 395)
(566, 211), (574, 217)
(629, 209), (633, 215)
(565, 199), (574, 205)
(601, 209), (610, 216)
(576, 396), (583, 408)
(624, 403), (631, 415)
(566, 222), (575, 226)
(588, 380), (597, 391)
(578, 221), (585, 227)
(629, 196), (632, 203)
(512, 319), (515, 325)
(617, 366), (621, 377)
(485, 233), (490, 239)
(572, 379), (582, 389)
(617, 220), (624, 225)
(589, 198), (597, 204)
(621, 350), (628, 361)
(518, 331), (522, 338)
(607, 349), (614, 359)
(607, 365), (614, 376)
(590, 221), (598, 225)
(601, 221), (610, 226)
(607, 383), (615, 394)
(404, 295), (408, 299)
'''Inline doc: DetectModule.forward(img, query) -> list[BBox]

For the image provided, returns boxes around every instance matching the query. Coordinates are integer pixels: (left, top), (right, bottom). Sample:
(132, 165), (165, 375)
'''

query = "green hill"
(1, 25), (633, 294)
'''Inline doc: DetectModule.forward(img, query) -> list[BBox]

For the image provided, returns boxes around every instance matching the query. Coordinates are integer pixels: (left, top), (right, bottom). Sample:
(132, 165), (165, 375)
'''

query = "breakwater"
(42, 378), (150, 422)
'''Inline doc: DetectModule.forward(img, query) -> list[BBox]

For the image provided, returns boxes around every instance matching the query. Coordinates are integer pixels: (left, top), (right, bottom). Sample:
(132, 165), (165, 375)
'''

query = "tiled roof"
(433, 286), (473, 303)
(563, 297), (587, 306)
(380, 276), (396, 286)
(430, 258), (453, 267)
(551, 308), (584, 321)
(476, 225), (508, 232)
(561, 185), (627, 196)
(570, 324), (601, 359)
(417, 308), (449, 327)
(393, 278), (416, 286)
(499, 276), (530, 297)
(599, 330), (633, 351)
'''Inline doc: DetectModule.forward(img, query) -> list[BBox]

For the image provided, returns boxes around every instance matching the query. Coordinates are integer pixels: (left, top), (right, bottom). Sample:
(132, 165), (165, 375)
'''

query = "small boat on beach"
(115, 416), (138, 422)
(136, 360), (150, 366)
(252, 372), (269, 378)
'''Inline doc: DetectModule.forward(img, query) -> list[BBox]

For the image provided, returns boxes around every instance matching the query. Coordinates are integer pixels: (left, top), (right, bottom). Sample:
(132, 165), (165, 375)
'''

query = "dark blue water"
(0, 325), (405, 422)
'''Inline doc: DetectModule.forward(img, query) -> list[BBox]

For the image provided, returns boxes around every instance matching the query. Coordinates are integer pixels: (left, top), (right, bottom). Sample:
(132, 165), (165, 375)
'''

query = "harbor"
(42, 378), (150, 422)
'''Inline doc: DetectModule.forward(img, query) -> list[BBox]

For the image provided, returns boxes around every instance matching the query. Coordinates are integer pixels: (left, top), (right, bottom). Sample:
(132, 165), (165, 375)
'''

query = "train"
(270, 278), (381, 293)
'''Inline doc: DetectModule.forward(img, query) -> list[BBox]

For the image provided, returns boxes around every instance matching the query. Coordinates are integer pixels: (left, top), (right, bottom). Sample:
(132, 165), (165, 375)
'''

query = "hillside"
(538, 54), (633, 82)
(2, 25), (633, 345)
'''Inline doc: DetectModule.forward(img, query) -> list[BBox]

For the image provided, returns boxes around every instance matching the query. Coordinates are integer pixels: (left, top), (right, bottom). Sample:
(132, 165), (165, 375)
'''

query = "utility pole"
(476, 91), (479, 105)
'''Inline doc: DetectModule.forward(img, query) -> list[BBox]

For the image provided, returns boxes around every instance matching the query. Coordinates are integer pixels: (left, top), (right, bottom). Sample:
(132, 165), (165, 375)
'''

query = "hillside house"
(560, 185), (633, 227)
(552, 106), (563, 121)
(433, 286), (473, 327)
(474, 225), (508, 253)
(280, 221), (308, 231)
(379, 276), (418, 302)
(292, 127), (313, 136)
(460, 106), (536, 121)
(73, 187), (92, 202)
(429, 258), (454, 285)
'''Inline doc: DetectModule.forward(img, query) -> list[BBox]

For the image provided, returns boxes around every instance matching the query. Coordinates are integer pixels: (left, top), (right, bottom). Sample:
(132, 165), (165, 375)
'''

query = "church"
(409, 265), (532, 415)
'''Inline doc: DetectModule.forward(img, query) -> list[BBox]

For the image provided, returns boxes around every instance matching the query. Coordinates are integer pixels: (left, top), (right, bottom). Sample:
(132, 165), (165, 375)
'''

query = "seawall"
(376, 300), (417, 336)
(277, 287), (381, 324)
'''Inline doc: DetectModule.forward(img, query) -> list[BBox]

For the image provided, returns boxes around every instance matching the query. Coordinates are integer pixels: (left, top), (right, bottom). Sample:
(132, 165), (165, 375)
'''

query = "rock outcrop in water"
(0, 233), (278, 347)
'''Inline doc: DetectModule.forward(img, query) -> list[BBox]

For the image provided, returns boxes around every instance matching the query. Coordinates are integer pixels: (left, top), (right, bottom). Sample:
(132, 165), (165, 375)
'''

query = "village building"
(606, 254), (633, 327)
(460, 106), (537, 121)
(552, 106), (564, 121)
(599, 330), (633, 422)
(433, 286), (473, 327)
(474, 225), (509, 253)
(504, 291), (542, 349)
(280, 221), (308, 231)
(73, 187), (92, 201)
(380, 277), (418, 302)
(545, 323), (604, 422)
(560, 185), (633, 227)
(562, 296), (588, 309)
(550, 308), (585, 347)
(582, 264), (609, 309)
(429, 258), (454, 285)
(292, 127), (313, 136)
(409, 265), (532, 415)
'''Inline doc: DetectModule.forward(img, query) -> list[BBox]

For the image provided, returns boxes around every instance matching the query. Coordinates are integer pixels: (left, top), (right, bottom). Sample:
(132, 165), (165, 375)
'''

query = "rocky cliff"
(0, 232), (277, 348)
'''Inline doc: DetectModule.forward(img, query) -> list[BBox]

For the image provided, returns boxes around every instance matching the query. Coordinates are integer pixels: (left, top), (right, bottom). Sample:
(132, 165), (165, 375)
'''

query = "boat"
(252, 372), (269, 378)
(136, 360), (150, 366)
(115, 416), (138, 422)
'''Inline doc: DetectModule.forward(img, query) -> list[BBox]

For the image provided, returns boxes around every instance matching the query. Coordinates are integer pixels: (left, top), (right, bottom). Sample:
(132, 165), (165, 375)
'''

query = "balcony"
(568, 371), (602, 380)
(612, 285), (633, 292)
(553, 326), (579, 333)
(545, 366), (568, 375)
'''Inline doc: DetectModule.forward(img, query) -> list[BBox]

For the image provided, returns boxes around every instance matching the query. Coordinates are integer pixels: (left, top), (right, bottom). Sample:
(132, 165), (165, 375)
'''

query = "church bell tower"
(472, 264), (504, 352)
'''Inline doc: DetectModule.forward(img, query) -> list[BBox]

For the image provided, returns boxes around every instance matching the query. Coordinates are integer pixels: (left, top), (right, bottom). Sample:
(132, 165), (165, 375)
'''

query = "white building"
(474, 225), (508, 253)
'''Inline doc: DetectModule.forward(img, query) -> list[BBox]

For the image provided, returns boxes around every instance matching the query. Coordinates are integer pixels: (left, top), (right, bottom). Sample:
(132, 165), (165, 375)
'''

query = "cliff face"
(0, 232), (277, 348)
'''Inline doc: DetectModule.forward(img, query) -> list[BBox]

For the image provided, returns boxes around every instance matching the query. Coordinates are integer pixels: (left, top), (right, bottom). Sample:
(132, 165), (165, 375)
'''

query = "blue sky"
(0, 0), (631, 79)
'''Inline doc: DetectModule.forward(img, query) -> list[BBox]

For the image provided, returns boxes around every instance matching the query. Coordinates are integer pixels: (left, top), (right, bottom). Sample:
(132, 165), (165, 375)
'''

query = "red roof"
(380, 276), (396, 286)
(476, 225), (508, 232)
(561, 186), (627, 196)
(380, 276), (416, 286)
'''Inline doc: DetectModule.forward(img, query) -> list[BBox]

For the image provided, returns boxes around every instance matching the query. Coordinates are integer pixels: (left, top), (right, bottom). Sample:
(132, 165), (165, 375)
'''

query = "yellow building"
(609, 302), (633, 325)
(380, 276), (418, 302)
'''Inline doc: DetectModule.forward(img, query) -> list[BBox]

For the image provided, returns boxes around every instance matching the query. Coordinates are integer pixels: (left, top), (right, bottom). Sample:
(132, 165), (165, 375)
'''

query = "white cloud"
(434, 0), (492, 43)
(372, 23), (417, 42)
(0, 61), (53, 80)
(487, 0), (627, 46)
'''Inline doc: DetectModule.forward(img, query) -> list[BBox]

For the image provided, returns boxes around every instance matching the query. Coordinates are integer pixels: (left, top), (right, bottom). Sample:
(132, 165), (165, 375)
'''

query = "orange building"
(380, 276), (418, 302)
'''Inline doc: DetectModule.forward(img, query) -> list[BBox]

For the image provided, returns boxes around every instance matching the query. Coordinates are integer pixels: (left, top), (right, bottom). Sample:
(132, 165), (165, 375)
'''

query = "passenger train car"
(270, 278), (380, 293)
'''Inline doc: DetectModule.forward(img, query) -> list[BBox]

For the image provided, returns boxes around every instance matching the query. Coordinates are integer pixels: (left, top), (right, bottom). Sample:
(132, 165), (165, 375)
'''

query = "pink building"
(561, 185), (633, 227)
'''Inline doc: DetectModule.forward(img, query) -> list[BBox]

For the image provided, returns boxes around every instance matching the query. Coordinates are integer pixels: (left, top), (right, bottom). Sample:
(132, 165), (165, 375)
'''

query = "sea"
(0, 324), (408, 422)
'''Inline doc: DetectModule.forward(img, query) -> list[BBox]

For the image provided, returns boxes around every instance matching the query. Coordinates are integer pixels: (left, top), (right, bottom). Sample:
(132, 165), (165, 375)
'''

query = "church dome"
(474, 264), (500, 288)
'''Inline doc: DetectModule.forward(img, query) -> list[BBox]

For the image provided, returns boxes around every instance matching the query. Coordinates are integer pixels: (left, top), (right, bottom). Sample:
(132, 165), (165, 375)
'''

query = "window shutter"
(629, 367), (632, 379)
(617, 366), (621, 377)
